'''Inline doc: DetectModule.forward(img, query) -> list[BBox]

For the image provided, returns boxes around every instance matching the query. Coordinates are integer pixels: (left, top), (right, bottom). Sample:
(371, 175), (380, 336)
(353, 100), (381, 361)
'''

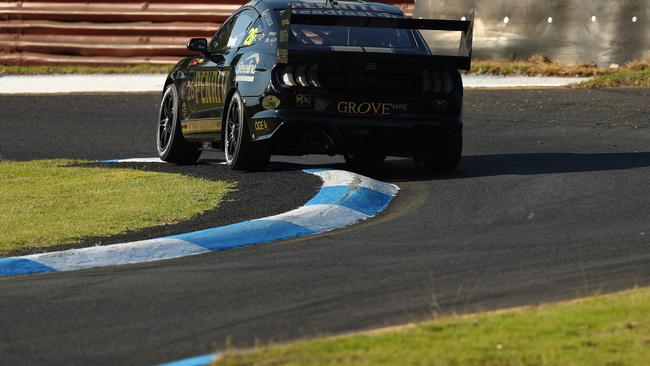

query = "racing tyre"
(344, 152), (386, 170)
(157, 84), (201, 164)
(224, 92), (270, 171)
(412, 128), (462, 173)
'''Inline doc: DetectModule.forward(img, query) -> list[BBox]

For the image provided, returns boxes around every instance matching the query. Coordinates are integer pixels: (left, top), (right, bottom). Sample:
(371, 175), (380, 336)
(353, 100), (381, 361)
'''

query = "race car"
(157, 0), (474, 171)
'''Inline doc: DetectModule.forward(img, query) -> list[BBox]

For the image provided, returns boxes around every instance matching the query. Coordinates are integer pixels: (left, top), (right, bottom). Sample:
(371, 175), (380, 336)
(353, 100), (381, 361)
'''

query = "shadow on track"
(269, 152), (650, 182)
(351, 152), (650, 183)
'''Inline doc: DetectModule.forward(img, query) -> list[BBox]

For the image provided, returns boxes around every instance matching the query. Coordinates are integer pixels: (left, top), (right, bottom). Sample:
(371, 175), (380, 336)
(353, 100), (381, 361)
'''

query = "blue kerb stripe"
(170, 219), (316, 251)
(0, 258), (56, 277)
(306, 185), (392, 216)
(157, 353), (218, 366)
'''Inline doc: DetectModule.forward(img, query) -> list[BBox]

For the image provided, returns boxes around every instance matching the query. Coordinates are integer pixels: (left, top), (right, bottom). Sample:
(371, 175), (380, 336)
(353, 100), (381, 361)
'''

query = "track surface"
(1, 89), (649, 365)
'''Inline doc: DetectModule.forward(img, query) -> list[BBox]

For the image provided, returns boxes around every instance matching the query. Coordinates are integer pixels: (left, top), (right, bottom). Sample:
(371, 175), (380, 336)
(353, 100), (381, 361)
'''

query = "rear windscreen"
(291, 25), (416, 48)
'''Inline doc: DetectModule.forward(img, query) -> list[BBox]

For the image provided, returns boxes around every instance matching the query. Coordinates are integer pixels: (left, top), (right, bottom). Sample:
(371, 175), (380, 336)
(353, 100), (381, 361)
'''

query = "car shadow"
(285, 152), (650, 183)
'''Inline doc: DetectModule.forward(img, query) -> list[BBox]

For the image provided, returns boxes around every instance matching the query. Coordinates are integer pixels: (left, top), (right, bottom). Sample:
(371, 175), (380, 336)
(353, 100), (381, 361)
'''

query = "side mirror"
(187, 38), (208, 53)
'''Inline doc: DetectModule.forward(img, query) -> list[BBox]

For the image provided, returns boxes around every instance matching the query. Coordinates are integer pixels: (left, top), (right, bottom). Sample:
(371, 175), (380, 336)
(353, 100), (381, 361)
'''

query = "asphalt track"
(1, 89), (649, 365)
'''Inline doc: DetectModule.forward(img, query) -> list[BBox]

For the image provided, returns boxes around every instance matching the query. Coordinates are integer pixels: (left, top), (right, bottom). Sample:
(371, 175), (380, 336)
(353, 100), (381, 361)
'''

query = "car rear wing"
(277, 5), (475, 70)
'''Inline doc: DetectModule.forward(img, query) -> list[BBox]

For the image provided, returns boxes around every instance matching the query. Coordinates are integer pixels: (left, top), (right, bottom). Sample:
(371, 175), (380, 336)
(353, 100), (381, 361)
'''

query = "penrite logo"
(337, 101), (408, 116)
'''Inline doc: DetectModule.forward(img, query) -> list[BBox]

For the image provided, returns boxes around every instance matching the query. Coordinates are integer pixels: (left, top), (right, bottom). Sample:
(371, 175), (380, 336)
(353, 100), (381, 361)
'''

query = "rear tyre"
(224, 92), (270, 171)
(412, 128), (462, 173)
(157, 84), (201, 164)
(344, 152), (386, 170)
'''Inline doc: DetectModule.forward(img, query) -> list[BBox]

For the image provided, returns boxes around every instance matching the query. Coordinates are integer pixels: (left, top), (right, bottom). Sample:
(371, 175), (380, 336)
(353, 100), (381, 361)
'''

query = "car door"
(182, 10), (258, 141)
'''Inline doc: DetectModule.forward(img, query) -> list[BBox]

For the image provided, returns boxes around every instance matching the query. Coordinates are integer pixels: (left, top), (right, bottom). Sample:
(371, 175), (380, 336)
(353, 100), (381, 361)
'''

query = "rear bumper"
(249, 109), (462, 155)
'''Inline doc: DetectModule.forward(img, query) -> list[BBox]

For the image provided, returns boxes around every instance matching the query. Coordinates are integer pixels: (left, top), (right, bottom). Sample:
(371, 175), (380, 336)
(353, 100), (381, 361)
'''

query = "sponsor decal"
(336, 101), (408, 116)
(265, 32), (278, 44)
(243, 27), (260, 46)
(433, 101), (448, 113)
(186, 71), (225, 107)
(262, 9), (274, 26)
(190, 57), (205, 66)
(289, 3), (402, 18)
(235, 53), (260, 82)
(254, 120), (270, 132)
(293, 9), (401, 18)
(296, 94), (312, 107)
(262, 95), (281, 109)
(250, 118), (281, 137)
(292, 2), (387, 12)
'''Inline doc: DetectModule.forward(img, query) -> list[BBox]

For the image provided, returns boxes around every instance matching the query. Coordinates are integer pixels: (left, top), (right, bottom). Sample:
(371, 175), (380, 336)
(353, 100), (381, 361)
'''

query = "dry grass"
(471, 54), (649, 78)
(471, 55), (650, 88)
(0, 64), (173, 75)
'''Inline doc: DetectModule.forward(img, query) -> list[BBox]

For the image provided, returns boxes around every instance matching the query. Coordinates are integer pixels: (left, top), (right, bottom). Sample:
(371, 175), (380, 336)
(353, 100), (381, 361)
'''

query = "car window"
(226, 10), (257, 49)
(209, 18), (235, 53)
(209, 9), (257, 53)
(291, 25), (416, 48)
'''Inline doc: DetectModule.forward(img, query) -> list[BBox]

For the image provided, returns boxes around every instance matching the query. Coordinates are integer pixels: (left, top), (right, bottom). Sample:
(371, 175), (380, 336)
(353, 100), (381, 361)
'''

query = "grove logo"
(337, 102), (408, 116)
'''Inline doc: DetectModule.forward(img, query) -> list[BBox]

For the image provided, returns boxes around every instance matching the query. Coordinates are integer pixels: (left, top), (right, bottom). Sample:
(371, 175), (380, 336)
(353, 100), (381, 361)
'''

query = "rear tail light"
(443, 72), (454, 94)
(278, 64), (321, 88)
(294, 65), (309, 87)
(307, 65), (322, 87)
(421, 69), (432, 92)
(422, 69), (456, 94)
(280, 65), (297, 87)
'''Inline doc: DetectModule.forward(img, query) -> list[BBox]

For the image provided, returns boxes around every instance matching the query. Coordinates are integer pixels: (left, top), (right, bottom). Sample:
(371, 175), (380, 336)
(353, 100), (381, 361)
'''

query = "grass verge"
(3, 57), (649, 88)
(214, 287), (650, 366)
(574, 68), (650, 88)
(0, 64), (173, 75)
(471, 55), (610, 77)
(471, 55), (650, 88)
(0, 160), (235, 255)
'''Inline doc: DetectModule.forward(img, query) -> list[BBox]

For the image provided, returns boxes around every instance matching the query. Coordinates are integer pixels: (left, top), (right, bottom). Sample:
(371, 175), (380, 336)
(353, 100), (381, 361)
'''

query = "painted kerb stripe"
(0, 166), (399, 278)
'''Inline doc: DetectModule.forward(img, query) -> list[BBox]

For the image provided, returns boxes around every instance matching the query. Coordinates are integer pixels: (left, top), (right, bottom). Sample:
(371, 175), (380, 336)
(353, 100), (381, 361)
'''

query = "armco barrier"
(0, 0), (415, 66)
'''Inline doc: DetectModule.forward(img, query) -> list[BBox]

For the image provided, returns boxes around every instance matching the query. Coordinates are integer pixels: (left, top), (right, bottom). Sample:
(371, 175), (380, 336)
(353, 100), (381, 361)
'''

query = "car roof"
(248, 0), (404, 15)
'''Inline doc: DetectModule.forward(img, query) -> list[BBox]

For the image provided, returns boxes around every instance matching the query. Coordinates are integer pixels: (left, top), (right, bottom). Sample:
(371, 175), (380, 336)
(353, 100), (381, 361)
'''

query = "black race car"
(157, 0), (474, 171)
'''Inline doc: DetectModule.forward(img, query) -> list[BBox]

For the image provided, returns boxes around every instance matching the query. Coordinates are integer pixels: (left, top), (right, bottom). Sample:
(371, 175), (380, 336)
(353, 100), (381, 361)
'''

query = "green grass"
(575, 68), (650, 88)
(0, 160), (235, 255)
(214, 287), (650, 366)
(0, 64), (173, 75)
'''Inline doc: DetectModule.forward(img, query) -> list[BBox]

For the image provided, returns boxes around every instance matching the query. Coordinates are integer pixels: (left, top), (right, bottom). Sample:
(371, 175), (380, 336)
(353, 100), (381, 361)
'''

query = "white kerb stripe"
(111, 157), (165, 163)
(27, 238), (209, 272)
(311, 170), (399, 197)
(261, 204), (369, 232)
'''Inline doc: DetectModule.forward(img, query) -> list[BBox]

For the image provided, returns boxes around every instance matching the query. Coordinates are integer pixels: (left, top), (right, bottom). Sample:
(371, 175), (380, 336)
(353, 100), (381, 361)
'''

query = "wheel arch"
(163, 76), (174, 91)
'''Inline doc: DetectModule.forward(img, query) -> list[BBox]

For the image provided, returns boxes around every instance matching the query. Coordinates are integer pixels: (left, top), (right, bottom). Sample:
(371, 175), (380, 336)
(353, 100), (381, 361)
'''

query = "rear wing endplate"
(277, 5), (475, 70)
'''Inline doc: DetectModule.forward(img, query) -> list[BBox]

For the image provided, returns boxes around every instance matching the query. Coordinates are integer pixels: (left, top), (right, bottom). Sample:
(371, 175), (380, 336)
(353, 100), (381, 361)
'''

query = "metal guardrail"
(0, 0), (415, 66)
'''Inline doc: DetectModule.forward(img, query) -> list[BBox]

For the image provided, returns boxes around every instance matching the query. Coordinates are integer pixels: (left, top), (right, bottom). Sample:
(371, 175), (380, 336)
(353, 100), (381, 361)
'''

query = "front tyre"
(412, 127), (462, 173)
(224, 92), (270, 171)
(157, 84), (201, 164)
